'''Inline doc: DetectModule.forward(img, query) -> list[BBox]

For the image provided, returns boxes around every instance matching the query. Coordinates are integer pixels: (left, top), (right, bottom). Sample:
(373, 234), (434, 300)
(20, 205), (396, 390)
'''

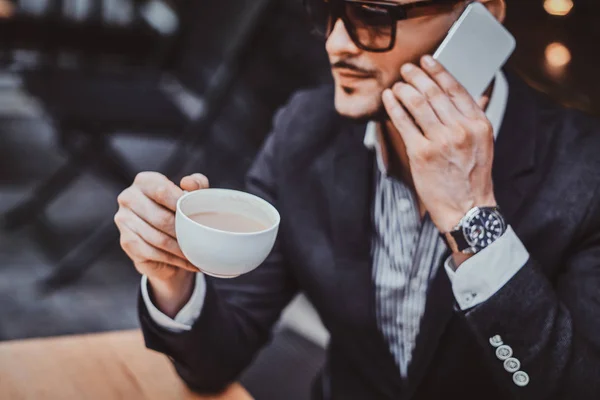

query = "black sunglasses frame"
(306, 0), (466, 52)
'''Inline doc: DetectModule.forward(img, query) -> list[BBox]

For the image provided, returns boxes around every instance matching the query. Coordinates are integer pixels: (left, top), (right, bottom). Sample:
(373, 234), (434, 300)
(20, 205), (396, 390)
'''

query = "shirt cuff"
(444, 226), (529, 310)
(141, 273), (207, 332)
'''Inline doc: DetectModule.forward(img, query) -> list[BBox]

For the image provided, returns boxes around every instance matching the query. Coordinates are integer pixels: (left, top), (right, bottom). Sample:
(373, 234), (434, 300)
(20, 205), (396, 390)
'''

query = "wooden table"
(0, 330), (253, 400)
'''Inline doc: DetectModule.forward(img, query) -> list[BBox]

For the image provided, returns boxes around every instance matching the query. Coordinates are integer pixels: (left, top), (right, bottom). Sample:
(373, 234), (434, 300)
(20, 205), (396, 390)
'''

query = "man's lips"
(333, 67), (374, 79)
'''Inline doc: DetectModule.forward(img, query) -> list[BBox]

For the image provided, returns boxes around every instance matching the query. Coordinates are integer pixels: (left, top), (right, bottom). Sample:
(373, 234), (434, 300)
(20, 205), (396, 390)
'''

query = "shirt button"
(513, 371), (530, 387)
(503, 357), (521, 373)
(489, 335), (503, 347)
(496, 345), (513, 360)
(462, 293), (477, 305)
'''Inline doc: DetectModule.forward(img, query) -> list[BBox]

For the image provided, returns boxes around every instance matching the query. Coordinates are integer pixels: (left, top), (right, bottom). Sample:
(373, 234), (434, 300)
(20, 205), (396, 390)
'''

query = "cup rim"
(176, 188), (280, 236)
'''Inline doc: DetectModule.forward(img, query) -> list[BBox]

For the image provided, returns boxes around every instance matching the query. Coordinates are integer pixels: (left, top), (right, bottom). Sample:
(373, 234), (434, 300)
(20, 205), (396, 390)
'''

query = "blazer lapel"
(404, 251), (454, 398)
(327, 118), (406, 396)
(492, 71), (539, 225)
(403, 71), (540, 398)
(328, 119), (373, 268)
(327, 117), (375, 326)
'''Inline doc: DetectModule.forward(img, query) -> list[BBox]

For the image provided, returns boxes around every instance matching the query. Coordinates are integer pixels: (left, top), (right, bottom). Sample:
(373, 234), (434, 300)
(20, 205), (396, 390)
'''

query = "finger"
(119, 208), (186, 259)
(391, 81), (443, 139)
(382, 89), (428, 150)
(136, 260), (203, 281)
(477, 95), (490, 110)
(119, 228), (198, 273)
(420, 55), (484, 119)
(133, 259), (177, 280)
(180, 173), (210, 192)
(119, 187), (177, 238)
(400, 62), (464, 129)
(134, 172), (183, 212)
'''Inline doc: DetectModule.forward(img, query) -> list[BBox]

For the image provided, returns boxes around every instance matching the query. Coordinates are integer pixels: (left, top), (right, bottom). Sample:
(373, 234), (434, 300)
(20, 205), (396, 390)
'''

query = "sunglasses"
(305, 0), (465, 52)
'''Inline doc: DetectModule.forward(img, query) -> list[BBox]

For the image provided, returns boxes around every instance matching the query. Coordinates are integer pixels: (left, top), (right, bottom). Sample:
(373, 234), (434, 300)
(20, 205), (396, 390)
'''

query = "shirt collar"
(364, 71), (509, 174)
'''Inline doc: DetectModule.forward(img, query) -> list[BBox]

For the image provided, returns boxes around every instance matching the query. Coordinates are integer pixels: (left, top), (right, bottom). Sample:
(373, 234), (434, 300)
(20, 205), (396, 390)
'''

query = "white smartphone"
(433, 2), (516, 100)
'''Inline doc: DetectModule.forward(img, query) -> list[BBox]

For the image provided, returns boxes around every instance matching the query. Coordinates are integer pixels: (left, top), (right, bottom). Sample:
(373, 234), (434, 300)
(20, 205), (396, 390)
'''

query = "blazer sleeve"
(462, 184), (600, 399)
(138, 105), (298, 394)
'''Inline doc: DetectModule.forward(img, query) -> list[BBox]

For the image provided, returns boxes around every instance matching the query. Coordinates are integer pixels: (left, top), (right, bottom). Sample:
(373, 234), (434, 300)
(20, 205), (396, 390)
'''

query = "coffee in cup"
(175, 189), (280, 278)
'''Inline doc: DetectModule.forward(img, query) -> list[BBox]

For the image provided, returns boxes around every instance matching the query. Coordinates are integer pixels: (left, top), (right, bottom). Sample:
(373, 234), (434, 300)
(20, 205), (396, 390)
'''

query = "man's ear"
(478, 0), (507, 23)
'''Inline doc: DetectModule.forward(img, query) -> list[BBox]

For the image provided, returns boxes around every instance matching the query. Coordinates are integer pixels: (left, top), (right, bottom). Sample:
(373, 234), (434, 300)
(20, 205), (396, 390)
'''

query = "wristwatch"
(442, 206), (507, 254)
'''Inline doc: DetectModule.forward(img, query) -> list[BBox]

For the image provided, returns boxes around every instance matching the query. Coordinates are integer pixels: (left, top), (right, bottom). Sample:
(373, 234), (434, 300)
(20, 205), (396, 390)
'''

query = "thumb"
(180, 173), (210, 191)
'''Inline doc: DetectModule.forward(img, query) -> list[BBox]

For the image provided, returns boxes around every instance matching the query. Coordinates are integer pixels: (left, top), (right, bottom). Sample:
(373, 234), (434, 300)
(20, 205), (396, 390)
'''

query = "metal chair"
(1, 0), (186, 226)
(0, 0), (277, 288)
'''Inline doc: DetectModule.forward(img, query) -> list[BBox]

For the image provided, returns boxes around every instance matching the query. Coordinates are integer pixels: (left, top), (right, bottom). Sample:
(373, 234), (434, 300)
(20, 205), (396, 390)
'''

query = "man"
(114, 0), (600, 398)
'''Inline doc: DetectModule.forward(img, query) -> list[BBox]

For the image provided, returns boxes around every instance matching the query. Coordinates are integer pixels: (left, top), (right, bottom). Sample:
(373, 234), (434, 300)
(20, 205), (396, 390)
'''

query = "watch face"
(462, 208), (506, 250)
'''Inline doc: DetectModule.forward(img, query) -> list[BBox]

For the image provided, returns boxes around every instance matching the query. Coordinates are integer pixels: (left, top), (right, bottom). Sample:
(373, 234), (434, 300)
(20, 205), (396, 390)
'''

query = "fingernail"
(423, 55), (436, 68)
(382, 89), (394, 101)
(401, 63), (414, 74)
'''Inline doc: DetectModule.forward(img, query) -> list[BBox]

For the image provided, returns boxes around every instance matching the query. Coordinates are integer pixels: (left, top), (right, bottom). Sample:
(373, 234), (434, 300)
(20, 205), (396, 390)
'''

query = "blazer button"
(513, 371), (530, 387)
(503, 357), (521, 373)
(496, 345), (513, 360)
(489, 335), (503, 347)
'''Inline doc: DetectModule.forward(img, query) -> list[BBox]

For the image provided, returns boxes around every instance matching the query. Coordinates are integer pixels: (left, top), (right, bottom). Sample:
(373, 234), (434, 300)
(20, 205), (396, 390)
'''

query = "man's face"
(326, 0), (467, 120)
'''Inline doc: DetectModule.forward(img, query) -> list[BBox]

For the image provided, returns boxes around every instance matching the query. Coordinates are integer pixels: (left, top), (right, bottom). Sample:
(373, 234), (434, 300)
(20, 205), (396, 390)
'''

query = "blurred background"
(0, 0), (597, 399)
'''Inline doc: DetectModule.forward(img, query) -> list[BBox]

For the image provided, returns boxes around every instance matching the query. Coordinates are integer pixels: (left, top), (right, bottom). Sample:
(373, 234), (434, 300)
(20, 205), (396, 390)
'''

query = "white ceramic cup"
(175, 189), (280, 278)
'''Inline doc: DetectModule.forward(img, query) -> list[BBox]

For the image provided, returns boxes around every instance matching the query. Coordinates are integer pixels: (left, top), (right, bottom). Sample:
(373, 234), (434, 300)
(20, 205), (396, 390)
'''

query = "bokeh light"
(545, 42), (572, 68)
(544, 0), (574, 16)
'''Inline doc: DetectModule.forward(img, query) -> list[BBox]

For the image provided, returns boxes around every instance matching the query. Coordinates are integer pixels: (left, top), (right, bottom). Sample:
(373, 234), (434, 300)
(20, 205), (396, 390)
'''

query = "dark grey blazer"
(139, 73), (600, 399)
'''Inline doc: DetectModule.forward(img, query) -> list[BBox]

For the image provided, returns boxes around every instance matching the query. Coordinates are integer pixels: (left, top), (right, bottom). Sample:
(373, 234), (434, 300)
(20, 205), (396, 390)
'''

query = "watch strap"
(441, 229), (472, 254)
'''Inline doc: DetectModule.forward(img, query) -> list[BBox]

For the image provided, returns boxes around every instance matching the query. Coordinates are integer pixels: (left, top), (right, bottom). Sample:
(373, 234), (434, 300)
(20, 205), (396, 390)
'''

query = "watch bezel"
(460, 206), (506, 252)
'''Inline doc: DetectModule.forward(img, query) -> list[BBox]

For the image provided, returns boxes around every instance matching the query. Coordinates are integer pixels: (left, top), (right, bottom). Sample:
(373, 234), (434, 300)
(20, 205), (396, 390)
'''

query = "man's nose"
(326, 19), (360, 57)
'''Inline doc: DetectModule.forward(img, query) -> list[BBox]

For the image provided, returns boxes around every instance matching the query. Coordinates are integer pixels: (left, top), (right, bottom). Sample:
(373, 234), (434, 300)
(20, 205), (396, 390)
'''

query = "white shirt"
(142, 72), (529, 332)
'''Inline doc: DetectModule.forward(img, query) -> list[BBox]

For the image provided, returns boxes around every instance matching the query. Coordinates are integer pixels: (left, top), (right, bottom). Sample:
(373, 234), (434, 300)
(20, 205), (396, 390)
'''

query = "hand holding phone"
(379, 2), (514, 234)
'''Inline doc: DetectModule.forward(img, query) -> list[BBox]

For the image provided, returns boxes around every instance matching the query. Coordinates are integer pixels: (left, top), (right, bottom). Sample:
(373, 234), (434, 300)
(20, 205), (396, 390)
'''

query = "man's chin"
(334, 101), (387, 123)
(333, 87), (387, 122)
